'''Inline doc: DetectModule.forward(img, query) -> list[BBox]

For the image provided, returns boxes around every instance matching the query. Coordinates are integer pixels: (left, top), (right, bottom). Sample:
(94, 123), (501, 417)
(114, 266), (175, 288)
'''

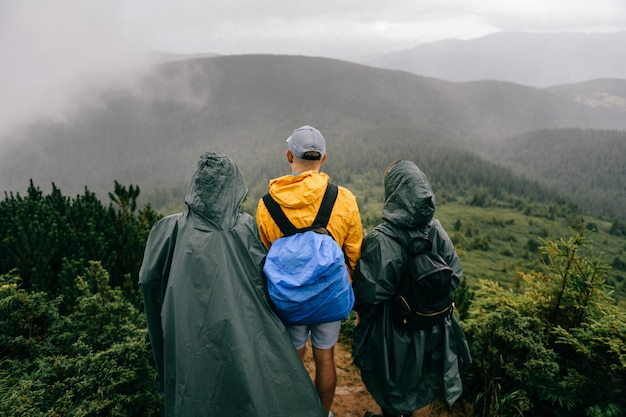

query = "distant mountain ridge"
(366, 31), (626, 87)
(1, 54), (625, 220)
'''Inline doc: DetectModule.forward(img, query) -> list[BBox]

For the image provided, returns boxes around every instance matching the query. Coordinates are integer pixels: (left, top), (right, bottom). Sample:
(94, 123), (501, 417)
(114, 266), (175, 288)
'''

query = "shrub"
(0, 263), (160, 417)
(462, 228), (626, 417)
(0, 181), (160, 309)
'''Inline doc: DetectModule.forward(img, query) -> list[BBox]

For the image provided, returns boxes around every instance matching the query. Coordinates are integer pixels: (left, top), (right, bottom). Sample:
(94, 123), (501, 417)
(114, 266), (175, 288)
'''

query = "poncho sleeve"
(137, 214), (180, 396)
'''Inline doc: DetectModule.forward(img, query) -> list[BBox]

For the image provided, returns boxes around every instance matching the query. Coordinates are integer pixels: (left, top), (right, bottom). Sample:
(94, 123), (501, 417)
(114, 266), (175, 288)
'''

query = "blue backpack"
(262, 184), (354, 326)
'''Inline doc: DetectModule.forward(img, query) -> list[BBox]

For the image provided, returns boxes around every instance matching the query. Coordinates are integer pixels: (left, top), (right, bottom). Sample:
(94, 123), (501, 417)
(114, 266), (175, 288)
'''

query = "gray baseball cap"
(286, 125), (326, 160)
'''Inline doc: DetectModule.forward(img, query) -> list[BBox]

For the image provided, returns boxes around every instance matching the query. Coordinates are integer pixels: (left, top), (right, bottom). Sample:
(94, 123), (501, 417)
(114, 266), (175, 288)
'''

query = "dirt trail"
(302, 342), (439, 417)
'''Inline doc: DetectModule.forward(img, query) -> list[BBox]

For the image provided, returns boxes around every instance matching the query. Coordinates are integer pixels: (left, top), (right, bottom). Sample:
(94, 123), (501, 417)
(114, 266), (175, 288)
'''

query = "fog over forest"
(2, 29), (626, 223)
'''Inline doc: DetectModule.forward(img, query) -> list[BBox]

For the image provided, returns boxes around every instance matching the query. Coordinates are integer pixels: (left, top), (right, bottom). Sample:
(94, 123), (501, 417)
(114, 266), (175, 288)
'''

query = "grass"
(435, 201), (626, 303)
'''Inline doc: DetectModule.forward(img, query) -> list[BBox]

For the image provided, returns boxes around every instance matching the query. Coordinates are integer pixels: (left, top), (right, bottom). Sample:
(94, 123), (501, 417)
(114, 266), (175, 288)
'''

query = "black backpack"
(389, 236), (454, 331)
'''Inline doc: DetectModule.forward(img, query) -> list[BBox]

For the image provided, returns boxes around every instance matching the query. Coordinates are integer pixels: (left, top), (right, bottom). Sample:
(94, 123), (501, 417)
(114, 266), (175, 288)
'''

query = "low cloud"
(2, 0), (625, 140)
(0, 0), (152, 140)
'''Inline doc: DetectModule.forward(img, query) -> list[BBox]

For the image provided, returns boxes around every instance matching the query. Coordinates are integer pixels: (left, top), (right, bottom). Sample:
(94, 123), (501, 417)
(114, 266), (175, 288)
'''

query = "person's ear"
(286, 149), (294, 163)
(320, 153), (327, 164)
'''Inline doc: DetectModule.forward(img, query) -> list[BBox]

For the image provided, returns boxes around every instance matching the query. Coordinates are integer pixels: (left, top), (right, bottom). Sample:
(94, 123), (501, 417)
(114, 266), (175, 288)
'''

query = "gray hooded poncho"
(352, 160), (471, 415)
(138, 152), (325, 417)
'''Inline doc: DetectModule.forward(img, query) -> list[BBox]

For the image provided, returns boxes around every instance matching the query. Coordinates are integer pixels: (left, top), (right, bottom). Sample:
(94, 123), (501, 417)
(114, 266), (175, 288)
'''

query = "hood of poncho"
(382, 160), (435, 229)
(184, 152), (247, 229)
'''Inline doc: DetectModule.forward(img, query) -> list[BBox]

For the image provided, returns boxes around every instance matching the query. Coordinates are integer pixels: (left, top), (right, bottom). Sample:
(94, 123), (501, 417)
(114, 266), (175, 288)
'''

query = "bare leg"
(297, 345), (306, 360)
(312, 345), (336, 415)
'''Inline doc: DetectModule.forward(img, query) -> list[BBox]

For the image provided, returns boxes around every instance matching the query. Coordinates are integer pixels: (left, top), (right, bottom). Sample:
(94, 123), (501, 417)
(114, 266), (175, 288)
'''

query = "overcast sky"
(2, 0), (626, 140)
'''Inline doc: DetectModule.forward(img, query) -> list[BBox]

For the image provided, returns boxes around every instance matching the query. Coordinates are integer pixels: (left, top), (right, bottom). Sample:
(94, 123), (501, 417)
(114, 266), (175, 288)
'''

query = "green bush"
(462, 228), (626, 417)
(0, 263), (160, 417)
(0, 181), (160, 309)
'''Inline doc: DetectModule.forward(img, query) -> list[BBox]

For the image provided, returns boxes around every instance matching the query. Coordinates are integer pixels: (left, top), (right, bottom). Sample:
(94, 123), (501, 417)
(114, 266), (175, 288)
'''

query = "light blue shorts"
(286, 320), (342, 350)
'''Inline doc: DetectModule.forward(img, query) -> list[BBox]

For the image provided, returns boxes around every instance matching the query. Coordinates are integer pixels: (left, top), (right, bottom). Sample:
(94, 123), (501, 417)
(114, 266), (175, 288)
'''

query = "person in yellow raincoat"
(256, 126), (363, 417)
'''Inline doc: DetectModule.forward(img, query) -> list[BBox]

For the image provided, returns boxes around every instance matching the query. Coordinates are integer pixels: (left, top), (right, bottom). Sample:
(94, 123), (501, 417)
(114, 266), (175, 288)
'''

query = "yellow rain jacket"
(256, 170), (362, 276)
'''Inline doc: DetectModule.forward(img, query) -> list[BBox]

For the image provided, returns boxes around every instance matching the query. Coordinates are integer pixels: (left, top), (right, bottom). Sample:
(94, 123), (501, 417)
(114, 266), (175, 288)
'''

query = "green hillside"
(2, 178), (625, 416)
(476, 128), (626, 221)
(547, 78), (626, 109)
(1, 55), (625, 298)
(1, 54), (626, 222)
(3, 55), (626, 416)
(300, 163), (626, 305)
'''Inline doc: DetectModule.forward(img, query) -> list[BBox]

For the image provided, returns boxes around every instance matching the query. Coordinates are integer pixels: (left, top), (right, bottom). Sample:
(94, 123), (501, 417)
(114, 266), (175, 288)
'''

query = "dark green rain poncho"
(352, 160), (471, 415)
(138, 152), (326, 417)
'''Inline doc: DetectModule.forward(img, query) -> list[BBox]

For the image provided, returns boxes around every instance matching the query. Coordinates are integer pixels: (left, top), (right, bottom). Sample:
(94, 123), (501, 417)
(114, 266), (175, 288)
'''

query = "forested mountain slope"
(2, 56), (626, 417)
(546, 78), (626, 111)
(477, 128), (626, 221)
(1, 54), (625, 220)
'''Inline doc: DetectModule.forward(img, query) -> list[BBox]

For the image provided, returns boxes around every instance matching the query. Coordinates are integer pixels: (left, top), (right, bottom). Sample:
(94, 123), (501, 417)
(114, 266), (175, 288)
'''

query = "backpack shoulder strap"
(311, 183), (338, 229)
(262, 183), (338, 237)
(262, 193), (298, 236)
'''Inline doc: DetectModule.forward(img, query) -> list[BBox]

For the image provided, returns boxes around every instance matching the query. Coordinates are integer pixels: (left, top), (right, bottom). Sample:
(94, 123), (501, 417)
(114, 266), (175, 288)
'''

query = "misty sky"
(2, 0), (626, 140)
